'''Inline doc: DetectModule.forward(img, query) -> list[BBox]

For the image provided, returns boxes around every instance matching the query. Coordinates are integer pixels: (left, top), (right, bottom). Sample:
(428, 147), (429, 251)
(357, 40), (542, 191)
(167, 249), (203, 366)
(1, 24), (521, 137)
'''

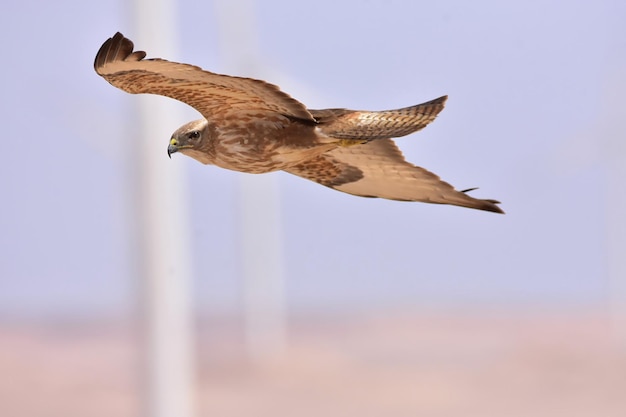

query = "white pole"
(607, 156), (626, 347)
(603, 78), (626, 347)
(213, 0), (287, 361)
(239, 175), (288, 360)
(131, 1), (195, 416)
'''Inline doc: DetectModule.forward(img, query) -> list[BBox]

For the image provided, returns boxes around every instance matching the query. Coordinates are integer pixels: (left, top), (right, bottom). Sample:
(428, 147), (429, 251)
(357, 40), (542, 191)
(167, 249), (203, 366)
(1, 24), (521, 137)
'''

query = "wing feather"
(94, 32), (315, 124)
(285, 139), (503, 213)
(310, 96), (447, 140)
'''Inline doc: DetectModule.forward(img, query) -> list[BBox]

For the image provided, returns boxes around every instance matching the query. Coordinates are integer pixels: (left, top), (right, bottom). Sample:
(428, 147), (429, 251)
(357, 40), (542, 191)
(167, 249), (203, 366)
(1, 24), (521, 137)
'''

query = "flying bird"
(94, 32), (503, 213)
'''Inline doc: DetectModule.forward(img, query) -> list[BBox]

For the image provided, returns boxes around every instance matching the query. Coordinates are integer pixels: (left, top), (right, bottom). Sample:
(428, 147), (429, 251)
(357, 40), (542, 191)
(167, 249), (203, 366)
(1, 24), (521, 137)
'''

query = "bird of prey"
(94, 32), (503, 213)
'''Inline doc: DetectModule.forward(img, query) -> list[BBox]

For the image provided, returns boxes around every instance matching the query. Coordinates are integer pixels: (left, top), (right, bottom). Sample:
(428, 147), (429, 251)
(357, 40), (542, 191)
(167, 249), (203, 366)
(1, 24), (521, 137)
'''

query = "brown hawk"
(94, 32), (503, 213)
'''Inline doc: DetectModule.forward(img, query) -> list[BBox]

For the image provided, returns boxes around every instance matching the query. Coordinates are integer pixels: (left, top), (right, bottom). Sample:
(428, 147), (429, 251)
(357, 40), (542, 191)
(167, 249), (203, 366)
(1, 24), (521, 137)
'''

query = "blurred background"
(1, 0), (625, 416)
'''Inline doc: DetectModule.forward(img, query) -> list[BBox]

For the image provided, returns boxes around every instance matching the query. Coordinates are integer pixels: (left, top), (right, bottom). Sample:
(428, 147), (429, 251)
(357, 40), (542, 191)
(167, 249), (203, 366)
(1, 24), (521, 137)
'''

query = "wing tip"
(460, 188), (505, 214)
(476, 199), (505, 214)
(431, 95), (448, 106)
(422, 94), (448, 113)
(94, 32), (146, 73)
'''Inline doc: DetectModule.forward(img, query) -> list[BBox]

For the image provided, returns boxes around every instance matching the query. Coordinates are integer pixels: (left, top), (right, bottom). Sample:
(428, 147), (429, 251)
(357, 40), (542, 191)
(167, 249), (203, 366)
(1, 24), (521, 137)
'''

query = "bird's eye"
(188, 131), (200, 140)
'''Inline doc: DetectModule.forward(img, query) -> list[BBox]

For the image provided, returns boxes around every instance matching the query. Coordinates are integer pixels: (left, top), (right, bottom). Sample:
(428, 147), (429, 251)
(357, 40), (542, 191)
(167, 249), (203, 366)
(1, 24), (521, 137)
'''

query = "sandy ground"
(1, 310), (625, 417)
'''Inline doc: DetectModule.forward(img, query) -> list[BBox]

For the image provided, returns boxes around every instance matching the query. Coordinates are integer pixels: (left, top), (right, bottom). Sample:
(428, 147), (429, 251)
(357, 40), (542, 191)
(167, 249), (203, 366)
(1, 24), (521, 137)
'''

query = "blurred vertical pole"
(606, 165), (626, 349)
(132, 0), (195, 416)
(605, 80), (626, 347)
(607, 160), (626, 347)
(213, 0), (287, 361)
(605, 136), (626, 349)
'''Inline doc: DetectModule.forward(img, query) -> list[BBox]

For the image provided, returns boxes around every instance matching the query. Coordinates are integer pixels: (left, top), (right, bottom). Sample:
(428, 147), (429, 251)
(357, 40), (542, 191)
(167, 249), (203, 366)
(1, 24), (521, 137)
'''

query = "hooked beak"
(167, 137), (178, 159)
(167, 144), (178, 158)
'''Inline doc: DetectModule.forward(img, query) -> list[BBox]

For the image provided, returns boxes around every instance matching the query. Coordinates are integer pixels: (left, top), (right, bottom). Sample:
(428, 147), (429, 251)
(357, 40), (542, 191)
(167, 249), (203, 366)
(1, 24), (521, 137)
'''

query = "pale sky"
(1, 0), (624, 318)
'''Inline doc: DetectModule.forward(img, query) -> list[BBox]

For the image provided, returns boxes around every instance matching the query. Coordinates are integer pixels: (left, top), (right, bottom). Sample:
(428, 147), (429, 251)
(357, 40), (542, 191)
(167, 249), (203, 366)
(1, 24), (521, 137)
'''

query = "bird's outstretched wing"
(94, 32), (315, 125)
(284, 139), (503, 213)
(310, 96), (447, 141)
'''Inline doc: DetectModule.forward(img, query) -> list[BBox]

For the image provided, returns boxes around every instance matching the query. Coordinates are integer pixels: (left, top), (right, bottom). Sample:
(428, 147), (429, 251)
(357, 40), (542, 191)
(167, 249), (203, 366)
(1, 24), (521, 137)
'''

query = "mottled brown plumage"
(94, 32), (503, 213)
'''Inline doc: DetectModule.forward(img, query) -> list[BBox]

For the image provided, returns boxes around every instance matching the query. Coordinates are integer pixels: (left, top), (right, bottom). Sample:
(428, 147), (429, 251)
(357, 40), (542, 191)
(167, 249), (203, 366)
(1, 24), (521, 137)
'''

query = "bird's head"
(167, 119), (209, 159)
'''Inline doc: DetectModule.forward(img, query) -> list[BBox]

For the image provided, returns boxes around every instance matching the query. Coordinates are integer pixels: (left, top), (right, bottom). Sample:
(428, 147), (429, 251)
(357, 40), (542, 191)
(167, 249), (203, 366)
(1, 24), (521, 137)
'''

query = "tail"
(310, 95), (447, 141)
